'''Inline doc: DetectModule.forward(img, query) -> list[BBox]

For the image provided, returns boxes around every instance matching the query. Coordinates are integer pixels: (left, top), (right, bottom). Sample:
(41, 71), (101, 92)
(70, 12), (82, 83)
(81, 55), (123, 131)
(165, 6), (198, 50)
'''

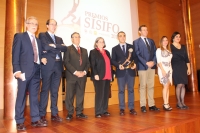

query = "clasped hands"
(75, 71), (86, 77)
(146, 61), (154, 68)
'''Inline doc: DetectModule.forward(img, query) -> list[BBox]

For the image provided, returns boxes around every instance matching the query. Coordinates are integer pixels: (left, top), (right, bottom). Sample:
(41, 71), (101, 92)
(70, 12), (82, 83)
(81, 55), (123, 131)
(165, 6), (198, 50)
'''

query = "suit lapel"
(126, 44), (130, 57)
(45, 32), (55, 43)
(71, 44), (80, 55)
(117, 45), (126, 57)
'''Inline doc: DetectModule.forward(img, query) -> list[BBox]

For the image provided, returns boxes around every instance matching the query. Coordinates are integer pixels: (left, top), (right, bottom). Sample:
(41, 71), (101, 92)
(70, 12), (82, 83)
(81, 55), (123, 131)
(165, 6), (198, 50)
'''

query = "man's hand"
(49, 44), (56, 48)
(15, 71), (22, 79)
(131, 64), (136, 69)
(119, 64), (124, 70)
(94, 75), (99, 80)
(146, 61), (154, 68)
(41, 58), (47, 65)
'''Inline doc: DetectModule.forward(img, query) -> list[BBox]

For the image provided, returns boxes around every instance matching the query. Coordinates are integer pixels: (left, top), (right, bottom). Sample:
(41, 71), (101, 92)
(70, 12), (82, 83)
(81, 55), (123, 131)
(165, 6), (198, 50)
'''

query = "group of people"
(12, 16), (191, 131)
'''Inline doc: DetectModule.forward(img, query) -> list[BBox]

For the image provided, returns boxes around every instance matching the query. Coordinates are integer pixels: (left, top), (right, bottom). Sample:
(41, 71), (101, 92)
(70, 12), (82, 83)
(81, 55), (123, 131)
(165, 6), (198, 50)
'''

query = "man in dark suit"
(12, 16), (47, 131)
(63, 32), (90, 120)
(39, 19), (67, 122)
(133, 25), (160, 113)
(111, 31), (137, 116)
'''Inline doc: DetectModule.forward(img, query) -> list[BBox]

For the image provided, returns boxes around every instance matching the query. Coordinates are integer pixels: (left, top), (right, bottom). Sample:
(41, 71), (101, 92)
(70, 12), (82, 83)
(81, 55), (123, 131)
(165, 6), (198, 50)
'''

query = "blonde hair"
(160, 36), (171, 52)
(94, 37), (106, 48)
(26, 16), (38, 24)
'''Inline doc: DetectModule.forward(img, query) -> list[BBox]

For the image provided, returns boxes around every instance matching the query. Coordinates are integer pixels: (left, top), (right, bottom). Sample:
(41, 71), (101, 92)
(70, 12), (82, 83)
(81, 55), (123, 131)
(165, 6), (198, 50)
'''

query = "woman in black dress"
(170, 32), (191, 109)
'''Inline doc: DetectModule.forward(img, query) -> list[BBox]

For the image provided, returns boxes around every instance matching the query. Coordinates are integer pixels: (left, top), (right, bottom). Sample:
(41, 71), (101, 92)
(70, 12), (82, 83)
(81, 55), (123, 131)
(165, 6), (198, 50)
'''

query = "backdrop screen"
(51, 0), (139, 53)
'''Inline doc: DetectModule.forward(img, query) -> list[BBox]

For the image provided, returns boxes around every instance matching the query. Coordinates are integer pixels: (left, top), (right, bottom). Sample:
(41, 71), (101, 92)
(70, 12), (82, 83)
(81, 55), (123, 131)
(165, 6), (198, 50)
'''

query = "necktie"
(51, 34), (56, 43)
(122, 45), (126, 55)
(31, 35), (38, 63)
(77, 46), (82, 65)
(144, 38), (151, 53)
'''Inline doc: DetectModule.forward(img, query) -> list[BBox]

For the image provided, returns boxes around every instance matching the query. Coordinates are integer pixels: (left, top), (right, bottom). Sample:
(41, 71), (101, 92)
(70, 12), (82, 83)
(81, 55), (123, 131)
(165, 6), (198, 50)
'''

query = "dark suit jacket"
(89, 49), (112, 80)
(111, 43), (137, 78)
(133, 37), (157, 70)
(39, 32), (67, 72)
(12, 32), (42, 78)
(63, 44), (90, 82)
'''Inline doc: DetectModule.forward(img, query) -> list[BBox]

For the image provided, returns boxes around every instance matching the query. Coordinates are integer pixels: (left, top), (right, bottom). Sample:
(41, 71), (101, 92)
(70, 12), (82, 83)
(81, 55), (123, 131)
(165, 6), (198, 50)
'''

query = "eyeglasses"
(72, 36), (81, 38)
(27, 23), (38, 26)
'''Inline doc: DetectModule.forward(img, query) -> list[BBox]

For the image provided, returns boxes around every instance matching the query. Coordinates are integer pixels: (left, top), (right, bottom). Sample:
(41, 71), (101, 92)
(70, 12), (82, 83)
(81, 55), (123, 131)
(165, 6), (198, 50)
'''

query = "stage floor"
(0, 92), (200, 133)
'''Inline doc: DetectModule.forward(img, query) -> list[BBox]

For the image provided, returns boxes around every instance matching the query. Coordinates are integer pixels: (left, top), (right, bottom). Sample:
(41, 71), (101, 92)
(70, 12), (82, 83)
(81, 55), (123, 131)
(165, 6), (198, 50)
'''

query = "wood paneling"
(0, 0), (6, 110)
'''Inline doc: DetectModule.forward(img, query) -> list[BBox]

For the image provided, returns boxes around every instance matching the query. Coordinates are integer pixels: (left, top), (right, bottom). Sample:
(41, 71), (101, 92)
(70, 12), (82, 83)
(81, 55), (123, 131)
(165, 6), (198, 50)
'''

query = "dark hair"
(171, 31), (181, 43)
(117, 31), (126, 36)
(138, 25), (147, 31)
(46, 19), (57, 25)
(71, 32), (80, 38)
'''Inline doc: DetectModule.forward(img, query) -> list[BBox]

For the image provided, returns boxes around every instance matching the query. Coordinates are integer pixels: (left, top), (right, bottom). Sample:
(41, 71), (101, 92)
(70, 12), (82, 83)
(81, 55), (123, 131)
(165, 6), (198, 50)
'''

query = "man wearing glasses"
(38, 19), (67, 123)
(63, 32), (90, 120)
(12, 16), (47, 130)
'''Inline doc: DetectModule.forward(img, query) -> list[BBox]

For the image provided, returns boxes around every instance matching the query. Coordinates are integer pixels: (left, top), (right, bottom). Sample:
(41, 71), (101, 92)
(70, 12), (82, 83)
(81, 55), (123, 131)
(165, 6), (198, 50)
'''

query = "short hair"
(26, 16), (38, 24)
(71, 32), (80, 38)
(46, 19), (57, 25)
(94, 37), (106, 48)
(171, 31), (181, 43)
(138, 25), (147, 31)
(117, 31), (126, 36)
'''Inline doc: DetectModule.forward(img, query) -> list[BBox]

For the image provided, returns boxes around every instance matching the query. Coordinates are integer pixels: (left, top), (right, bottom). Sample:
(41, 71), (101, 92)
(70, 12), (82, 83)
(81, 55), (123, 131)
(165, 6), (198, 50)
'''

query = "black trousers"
(93, 80), (110, 115)
(39, 61), (62, 116)
(15, 63), (40, 123)
(65, 80), (86, 115)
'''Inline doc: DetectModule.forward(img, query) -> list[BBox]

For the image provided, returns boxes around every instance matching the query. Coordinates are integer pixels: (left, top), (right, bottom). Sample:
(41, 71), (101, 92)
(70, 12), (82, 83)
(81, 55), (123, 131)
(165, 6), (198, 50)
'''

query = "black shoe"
(95, 114), (102, 118)
(76, 113), (88, 119)
(66, 114), (73, 120)
(141, 106), (147, 113)
(51, 114), (63, 122)
(163, 104), (172, 111)
(130, 109), (137, 115)
(120, 109), (125, 116)
(176, 104), (186, 110)
(16, 123), (26, 131)
(182, 103), (189, 109)
(31, 120), (47, 127)
(103, 112), (110, 116)
(149, 106), (160, 111)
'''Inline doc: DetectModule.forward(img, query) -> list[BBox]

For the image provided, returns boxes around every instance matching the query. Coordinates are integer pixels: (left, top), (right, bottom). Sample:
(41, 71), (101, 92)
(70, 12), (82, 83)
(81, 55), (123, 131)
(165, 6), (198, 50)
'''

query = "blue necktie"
(122, 45), (126, 55)
(51, 34), (56, 43)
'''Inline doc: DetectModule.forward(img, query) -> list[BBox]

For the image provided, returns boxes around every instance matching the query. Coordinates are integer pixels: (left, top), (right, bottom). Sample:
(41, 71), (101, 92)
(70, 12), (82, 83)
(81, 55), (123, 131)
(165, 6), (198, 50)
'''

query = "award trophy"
(121, 48), (135, 69)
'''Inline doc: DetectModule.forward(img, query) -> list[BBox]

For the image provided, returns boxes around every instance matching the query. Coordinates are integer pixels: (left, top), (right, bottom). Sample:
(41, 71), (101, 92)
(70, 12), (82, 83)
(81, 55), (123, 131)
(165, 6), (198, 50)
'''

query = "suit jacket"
(111, 43), (137, 78)
(133, 37), (157, 70)
(39, 32), (67, 71)
(89, 48), (112, 81)
(12, 32), (42, 78)
(63, 44), (90, 82)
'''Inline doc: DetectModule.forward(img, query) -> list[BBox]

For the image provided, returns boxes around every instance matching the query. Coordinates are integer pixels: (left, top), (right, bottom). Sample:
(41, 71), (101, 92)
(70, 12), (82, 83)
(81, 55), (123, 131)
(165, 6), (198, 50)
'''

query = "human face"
(139, 27), (148, 37)
(26, 19), (38, 34)
(71, 33), (80, 45)
(47, 20), (57, 33)
(96, 39), (105, 49)
(162, 37), (168, 48)
(173, 34), (181, 43)
(118, 32), (126, 44)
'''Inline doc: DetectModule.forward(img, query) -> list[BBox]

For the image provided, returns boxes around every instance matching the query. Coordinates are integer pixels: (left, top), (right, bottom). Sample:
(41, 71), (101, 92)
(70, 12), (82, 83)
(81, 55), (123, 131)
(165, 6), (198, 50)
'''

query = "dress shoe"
(16, 123), (26, 131)
(66, 114), (73, 120)
(95, 114), (102, 118)
(163, 104), (172, 111)
(176, 104), (186, 110)
(130, 109), (137, 115)
(31, 120), (47, 127)
(149, 106), (160, 111)
(41, 116), (48, 124)
(51, 114), (63, 122)
(120, 109), (125, 116)
(141, 106), (147, 113)
(76, 113), (88, 119)
(103, 112), (110, 116)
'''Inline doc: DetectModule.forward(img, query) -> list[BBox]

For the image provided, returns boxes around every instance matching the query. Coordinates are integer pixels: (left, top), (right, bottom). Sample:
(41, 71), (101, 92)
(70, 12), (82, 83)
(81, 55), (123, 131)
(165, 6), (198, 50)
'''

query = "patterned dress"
(156, 48), (173, 85)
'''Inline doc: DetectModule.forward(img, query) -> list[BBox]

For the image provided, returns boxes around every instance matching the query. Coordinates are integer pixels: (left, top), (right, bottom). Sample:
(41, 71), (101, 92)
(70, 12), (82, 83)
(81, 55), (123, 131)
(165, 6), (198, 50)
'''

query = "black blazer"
(111, 43), (137, 78)
(63, 44), (90, 82)
(39, 32), (67, 72)
(89, 49), (112, 81)
(12, 32), (42, 78)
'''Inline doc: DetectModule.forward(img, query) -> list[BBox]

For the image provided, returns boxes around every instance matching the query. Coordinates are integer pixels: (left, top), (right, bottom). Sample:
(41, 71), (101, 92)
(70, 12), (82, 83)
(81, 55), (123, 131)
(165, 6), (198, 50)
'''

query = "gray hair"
(26, 16), (38, 24)
(94, 37), (106, 48)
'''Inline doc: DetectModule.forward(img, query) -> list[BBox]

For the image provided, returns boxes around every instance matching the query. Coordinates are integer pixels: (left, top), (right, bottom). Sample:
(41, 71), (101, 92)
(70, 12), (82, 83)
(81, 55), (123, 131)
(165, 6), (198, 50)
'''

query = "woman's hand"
(187, 68), (191, 75)
(94, 75), (99, 80)
(162, 70), (166, 77)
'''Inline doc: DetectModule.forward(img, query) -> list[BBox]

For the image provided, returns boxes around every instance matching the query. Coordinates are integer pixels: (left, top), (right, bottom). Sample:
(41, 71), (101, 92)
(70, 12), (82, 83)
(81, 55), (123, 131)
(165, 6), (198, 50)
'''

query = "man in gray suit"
(63, 32), (90, 120)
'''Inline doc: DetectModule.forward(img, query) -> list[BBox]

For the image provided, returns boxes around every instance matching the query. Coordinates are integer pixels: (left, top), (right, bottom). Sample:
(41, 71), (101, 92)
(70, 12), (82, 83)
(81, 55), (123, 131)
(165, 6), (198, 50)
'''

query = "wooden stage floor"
(0, 92), (200, 133)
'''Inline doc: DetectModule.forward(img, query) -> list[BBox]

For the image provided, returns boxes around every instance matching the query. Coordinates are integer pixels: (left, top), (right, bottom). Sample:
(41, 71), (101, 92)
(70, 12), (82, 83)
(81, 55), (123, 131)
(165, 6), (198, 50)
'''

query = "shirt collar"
(48, 31), (54, 36)
(73, 44), (80, 48)
(27, 31), (35, 37)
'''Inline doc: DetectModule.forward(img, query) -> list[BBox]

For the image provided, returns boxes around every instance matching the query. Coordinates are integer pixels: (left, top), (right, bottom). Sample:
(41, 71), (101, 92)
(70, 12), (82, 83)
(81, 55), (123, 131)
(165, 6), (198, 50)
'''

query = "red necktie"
(31, 35), (38, 63)
(77, 46), (82, 65)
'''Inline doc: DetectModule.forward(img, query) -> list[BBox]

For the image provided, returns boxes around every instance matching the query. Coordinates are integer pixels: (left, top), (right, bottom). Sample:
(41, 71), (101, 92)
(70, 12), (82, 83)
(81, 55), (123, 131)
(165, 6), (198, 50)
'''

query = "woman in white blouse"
(156, 36), (173, 111)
